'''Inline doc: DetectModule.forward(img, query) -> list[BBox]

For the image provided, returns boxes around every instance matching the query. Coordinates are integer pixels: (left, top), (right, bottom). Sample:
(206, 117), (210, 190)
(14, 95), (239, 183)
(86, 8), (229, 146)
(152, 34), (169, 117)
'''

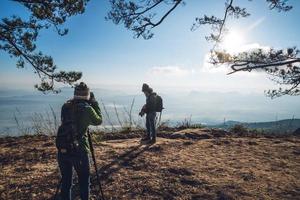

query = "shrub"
(176, 116), (205, 130)
(230, 124), (249, 135)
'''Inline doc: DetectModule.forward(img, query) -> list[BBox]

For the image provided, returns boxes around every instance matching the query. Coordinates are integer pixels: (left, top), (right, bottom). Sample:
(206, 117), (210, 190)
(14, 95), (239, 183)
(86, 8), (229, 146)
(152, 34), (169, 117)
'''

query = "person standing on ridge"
(139, 83), (157, 144)
(56, 82), (102, 200)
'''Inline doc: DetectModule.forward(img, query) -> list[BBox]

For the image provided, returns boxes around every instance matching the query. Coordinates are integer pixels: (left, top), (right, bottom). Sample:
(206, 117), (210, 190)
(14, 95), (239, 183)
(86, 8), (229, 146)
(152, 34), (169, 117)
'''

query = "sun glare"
(221, 30), (245, 54)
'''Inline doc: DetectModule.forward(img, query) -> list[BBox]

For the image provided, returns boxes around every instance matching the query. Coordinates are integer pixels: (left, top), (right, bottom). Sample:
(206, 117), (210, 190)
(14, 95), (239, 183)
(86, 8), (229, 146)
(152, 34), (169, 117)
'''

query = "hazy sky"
(1, 0), (300, 94)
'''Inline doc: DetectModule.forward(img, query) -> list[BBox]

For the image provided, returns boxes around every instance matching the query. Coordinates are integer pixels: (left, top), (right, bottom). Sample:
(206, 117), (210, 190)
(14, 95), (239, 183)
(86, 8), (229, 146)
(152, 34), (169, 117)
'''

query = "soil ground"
(0, 129), (299, 200)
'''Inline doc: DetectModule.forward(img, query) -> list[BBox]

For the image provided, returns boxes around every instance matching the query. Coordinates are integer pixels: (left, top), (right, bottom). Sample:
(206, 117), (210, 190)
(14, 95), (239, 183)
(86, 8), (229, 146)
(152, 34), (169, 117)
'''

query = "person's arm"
(87, 92), (102, 125)
(139, 104), (147, 116)
(87, 103), (102, 126)
(145, 97), (150, 112)
(61, 103), (66, 123)
(90, 101), (101, 116)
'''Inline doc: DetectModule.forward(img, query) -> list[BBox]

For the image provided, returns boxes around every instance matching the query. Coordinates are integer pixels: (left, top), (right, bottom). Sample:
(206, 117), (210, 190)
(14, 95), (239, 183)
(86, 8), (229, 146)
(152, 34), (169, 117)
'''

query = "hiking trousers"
(57, 150), (90, 200)
(146, 112), (156, 140)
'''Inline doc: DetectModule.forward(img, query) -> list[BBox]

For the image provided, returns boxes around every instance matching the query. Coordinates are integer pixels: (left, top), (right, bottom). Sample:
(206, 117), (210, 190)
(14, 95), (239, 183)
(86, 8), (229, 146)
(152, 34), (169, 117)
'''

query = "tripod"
(87, 129), (105, 200)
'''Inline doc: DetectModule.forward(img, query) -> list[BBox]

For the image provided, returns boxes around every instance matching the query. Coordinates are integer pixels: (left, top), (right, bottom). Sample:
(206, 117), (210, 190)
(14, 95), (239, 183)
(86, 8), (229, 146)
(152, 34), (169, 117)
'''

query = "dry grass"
(0, 129), (299, 200)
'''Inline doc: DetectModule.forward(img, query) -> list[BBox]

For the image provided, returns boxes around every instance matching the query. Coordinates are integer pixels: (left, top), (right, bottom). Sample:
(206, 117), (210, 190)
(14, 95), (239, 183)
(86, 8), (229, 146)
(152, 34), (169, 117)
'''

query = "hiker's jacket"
(145, 92), (156, 113)
(61, 99), (102, 153)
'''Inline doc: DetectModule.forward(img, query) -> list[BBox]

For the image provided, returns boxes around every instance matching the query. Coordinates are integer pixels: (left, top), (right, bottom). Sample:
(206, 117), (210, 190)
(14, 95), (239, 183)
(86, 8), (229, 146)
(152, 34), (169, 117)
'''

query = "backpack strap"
(70, 100), (80, 148)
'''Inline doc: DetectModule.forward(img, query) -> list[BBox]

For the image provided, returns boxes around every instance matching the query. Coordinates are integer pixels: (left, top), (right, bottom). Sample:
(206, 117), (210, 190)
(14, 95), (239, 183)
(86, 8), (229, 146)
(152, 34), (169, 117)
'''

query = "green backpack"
(55, 100), (80, 152)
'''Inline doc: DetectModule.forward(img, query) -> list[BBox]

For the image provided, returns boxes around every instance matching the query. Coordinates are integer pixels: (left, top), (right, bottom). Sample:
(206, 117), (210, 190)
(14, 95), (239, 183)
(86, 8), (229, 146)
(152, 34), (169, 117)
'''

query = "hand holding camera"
(139, 105), (146, 117)
(139, 111), (145, 117)
(88, 92), (99, 107)
(89, 92), (96, 102)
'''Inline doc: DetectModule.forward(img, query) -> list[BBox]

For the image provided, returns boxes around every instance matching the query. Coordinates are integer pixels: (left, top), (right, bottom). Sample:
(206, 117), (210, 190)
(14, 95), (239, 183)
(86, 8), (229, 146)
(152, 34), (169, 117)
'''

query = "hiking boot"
(150, 137), (156, 144)
(141, 136), (150, 141)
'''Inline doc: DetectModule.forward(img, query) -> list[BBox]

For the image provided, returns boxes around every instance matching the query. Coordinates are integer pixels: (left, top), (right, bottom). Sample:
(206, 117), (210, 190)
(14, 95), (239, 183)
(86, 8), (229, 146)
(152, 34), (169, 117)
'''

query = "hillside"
(212, 119), (300, 133)
(0, 129), (300, 200)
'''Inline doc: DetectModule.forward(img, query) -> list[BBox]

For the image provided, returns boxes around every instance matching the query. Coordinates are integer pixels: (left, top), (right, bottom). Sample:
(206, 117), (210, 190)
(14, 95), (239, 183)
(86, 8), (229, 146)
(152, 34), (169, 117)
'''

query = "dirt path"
(0, 131), (300, 200)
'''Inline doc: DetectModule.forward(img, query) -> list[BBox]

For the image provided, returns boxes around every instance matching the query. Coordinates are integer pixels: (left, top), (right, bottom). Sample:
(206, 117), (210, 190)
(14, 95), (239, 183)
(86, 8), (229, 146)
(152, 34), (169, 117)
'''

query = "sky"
(1, 0), (300, 94)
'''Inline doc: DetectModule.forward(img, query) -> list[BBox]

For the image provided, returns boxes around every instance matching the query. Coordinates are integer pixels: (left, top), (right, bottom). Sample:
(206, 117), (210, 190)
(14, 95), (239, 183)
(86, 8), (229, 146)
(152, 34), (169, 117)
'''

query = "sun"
(221, 30), (245, 54)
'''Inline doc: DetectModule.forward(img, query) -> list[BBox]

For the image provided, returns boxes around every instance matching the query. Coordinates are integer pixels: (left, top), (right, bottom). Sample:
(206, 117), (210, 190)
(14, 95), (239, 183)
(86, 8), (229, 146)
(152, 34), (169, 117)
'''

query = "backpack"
(155, 95), (164, 112)
(55, 100), (80, 152)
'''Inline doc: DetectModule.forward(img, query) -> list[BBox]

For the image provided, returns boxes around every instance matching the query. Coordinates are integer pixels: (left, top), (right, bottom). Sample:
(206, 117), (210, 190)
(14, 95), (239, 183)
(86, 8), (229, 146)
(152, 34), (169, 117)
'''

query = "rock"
(185, 132), (211, 139)
(171, 128), (213, 140)
(169, 132), (186, 139)
(211, 129), (230, 137)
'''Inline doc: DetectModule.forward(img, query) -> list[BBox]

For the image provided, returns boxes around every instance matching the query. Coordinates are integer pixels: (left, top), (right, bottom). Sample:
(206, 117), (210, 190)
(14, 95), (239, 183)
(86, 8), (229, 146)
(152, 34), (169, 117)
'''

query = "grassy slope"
(0, 129), (300, 200)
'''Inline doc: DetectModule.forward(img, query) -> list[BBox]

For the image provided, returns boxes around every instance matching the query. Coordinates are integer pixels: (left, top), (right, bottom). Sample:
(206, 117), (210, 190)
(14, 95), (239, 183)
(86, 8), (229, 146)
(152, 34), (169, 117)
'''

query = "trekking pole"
(87, 129), (105, 200)
(156, 111), (162, 129)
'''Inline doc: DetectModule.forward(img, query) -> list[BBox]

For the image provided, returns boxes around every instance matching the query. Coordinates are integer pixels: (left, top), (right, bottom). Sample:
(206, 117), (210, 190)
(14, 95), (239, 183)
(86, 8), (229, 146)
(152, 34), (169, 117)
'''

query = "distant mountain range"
(211, 119), (300, 133)
(1, 88), (299, 136)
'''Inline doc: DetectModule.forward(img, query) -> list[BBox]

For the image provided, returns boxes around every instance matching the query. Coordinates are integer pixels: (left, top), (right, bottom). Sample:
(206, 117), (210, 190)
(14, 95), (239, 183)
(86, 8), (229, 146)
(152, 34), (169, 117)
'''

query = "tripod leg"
(88, 130), (105, 200)
(94, 165), (105, 200)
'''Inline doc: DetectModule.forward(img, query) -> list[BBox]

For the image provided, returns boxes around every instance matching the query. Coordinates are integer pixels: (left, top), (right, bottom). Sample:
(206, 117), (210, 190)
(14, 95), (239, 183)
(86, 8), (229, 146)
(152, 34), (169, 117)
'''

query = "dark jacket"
(145, 92), (157, 113)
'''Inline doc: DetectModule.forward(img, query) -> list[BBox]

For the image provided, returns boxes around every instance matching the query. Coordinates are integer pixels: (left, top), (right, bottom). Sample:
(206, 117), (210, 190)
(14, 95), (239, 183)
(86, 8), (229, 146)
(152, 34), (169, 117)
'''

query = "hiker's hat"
(142, 83), (150, 92)
(74, 82), (90, 100)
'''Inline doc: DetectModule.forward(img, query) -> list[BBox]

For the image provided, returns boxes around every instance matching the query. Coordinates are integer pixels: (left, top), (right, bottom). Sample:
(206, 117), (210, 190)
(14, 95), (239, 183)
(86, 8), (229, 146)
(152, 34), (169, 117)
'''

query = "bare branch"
(214, 0), (233, 46)
(107, 0), (184, 39)
(228, 59), (300, 75)
(211, 47), (300, 97)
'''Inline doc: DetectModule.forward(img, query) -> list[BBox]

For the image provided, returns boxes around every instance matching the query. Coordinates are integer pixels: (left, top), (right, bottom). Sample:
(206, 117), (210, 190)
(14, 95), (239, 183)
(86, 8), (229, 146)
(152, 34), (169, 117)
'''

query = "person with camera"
(56, 82), (102, 200)
(139, 83), (157, 144)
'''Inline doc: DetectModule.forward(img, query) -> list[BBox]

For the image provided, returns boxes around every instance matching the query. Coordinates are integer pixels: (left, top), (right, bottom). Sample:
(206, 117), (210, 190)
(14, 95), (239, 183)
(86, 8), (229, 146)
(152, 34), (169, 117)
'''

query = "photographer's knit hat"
(74, 82), (90, 100)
